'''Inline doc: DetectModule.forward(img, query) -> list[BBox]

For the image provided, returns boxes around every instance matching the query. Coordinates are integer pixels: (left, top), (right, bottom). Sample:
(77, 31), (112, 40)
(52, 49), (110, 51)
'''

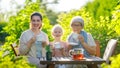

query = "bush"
(102, 54), (120, 68)
(0, 46), (35, 68)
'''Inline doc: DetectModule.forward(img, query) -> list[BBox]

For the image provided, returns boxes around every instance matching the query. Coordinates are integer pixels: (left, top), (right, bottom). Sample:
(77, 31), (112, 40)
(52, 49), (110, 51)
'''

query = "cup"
(54, 42), (61, 49)
(36, 35), (44, 41)
(69, 48), (84, 60)
(72, 33), (79, 41)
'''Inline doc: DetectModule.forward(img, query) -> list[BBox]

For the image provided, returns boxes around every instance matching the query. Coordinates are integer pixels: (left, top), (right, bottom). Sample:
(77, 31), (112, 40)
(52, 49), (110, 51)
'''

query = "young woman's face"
(31, 16), (42, 30)
(52, 28), (63, 38)
(71, 22), (82, 33)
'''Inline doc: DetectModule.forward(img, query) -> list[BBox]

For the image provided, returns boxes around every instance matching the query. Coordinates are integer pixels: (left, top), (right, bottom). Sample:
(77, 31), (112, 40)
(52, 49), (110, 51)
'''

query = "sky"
(0, 0), (92, 12)
(48, 0), (92, 12)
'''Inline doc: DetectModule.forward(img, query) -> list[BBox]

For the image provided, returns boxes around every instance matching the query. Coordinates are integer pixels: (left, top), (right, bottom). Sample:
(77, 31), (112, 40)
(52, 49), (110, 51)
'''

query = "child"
(50, 24), (69, 68)
(50, 24), (69, 57)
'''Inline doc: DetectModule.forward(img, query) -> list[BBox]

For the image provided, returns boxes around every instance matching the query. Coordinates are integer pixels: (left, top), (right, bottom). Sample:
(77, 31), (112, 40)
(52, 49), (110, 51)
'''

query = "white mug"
(36, 35), (44, 41)
(72, 33), (79, 41)
(54, 42), (61, 49)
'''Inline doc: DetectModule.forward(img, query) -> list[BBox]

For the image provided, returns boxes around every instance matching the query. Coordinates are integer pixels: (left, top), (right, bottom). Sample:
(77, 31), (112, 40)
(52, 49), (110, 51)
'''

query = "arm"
(42, 33), (49, 47)
(95, 40), (100, 57)
(67, 34), (75, 50)
(81, 42), (96, 55)
(78, 34), (96, 55)
(61, 45), (67, 57)
(49, 42), (55, 57)
(19, 33), (36, 55)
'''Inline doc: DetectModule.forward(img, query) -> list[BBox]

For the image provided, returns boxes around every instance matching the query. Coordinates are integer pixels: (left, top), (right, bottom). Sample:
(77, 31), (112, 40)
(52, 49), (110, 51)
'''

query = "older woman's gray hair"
(70, 16), (84, 28)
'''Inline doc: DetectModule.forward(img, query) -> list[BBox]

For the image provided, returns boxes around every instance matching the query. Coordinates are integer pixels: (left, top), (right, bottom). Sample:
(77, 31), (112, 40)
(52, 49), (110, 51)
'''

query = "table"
(40, 56), (105, 68)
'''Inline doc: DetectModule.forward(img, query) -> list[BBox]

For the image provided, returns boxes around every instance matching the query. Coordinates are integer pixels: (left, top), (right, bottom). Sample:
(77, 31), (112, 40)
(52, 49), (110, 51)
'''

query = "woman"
(67, 16), (96, 68)
(19, 12), (49, 68)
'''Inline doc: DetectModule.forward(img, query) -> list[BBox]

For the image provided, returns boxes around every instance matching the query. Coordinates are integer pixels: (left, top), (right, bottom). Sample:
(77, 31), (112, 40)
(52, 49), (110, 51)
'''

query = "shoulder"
(87, 33), (93, 38)
(20, 29), (32, 41)
(87, 33), (96, 46)
(81, 30), (87, 35)
(21, 29), (31, 36)
(40, 31), (48, 36)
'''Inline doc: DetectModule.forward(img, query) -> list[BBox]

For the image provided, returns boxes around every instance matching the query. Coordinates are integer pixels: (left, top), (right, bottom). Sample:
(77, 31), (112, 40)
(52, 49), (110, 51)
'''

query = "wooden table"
(40, 56), (105, 68)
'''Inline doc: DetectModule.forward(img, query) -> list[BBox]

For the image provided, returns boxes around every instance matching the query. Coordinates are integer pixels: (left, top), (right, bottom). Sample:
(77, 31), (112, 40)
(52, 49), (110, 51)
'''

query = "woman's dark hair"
(31, 12), (42, 21)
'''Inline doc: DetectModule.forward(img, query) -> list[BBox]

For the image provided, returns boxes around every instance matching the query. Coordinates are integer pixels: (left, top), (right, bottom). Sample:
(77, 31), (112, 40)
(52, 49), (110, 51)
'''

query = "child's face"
(52, 28), (63, 38)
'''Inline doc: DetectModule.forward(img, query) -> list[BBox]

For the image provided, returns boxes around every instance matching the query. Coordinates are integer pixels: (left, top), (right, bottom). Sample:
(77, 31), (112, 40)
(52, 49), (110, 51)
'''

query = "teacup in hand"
(36, 35), (44, 41)
(72, 33), (79, 41)
(54, 42), (62, 49)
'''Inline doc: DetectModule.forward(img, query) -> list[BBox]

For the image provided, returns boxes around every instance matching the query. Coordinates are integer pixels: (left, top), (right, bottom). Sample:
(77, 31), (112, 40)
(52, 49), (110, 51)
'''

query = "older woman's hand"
(78, 35), (85, 44)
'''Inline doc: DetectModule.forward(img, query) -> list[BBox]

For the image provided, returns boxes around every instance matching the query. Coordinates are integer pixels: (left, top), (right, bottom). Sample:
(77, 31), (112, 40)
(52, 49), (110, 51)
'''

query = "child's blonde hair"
(52, 24), (63, 33)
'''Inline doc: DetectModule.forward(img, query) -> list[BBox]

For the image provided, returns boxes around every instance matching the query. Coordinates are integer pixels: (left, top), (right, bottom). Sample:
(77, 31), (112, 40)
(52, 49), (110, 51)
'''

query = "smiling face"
(71, 22), (83, 33)
(52, 27), (63, 39)
(30, 16), (42, 30)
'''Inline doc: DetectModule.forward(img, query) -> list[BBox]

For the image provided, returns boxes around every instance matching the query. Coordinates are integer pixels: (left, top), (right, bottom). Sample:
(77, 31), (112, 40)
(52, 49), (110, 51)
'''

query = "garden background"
(0, 0), (120, 68)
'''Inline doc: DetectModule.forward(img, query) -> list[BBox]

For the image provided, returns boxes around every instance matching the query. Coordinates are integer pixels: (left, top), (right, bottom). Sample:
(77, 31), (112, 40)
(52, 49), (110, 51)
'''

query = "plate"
(69, 42), (78, 46)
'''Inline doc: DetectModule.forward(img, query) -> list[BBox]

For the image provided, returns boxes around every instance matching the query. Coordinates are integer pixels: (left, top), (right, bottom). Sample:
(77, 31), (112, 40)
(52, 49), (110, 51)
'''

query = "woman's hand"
(30, 36), (36, 44)
(42, 41), (47, 47)
(78, 35), (85, 44)
(68, 44), (72, 50)
(26, 35), (36, 48)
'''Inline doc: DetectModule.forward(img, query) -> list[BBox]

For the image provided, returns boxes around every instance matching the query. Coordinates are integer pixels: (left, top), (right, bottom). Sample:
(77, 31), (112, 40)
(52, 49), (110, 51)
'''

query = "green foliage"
(85, 0), (119, 20)
(0, 48), (35, 68)
(84, 0), (120, 65)
(111, 5), (120, 35)
(102, 54), (120, 68)
(110, 4), (120, 54)
(46, 9), (58, 25)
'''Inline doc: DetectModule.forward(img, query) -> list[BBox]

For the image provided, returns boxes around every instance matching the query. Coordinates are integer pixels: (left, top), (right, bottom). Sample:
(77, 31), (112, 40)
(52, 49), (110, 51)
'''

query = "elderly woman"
(67, 16), (96, 68)
(19, 12), (49, 68)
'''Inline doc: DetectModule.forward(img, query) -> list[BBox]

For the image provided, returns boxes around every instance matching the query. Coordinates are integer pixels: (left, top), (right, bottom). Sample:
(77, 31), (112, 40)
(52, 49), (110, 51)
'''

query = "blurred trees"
(84, 0), (120, 55)
(0, 0), (120, 67)
(85, 0), (119, 20)
(26, 0), (59, 24)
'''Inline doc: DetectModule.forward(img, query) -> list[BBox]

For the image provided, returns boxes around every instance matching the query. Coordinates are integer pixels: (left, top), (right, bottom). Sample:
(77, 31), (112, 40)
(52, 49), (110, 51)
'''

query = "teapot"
(69, 48), (84, 60)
